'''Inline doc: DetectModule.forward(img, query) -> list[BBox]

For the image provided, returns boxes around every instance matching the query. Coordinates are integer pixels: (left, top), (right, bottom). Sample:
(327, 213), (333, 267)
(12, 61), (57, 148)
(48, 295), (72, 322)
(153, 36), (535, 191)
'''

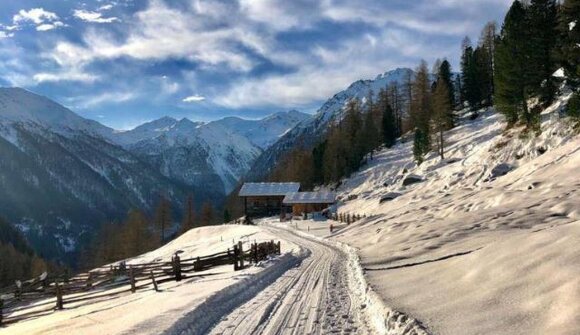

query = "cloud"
(33, 69), (99, 83)
(36, 21), (65, 31)
(70, 91), (138, 109)
(183, 95), (206, 103)
(11, 8), (65, 32)
(13, 8), (58, 25)
(98, 4), (114, 11)
(73, 10), (119, 23)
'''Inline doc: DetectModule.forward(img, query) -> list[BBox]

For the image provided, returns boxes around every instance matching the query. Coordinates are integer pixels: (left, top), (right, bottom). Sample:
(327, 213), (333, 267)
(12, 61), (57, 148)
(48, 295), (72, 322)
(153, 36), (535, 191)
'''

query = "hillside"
(327, 93), (580, 334)
(247, 68), (417, 181)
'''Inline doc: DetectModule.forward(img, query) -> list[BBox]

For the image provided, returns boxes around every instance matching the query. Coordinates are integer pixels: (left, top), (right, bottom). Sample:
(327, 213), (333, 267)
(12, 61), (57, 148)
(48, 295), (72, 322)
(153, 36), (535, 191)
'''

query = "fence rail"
(0, 240), (281, 327)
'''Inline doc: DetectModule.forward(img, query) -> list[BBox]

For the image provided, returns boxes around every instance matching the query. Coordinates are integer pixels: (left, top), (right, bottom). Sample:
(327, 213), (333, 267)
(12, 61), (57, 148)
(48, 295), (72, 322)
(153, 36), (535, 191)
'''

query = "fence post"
(55, 281), (64, 310)
(238, 241), (244, 269)
(15, 280), (22, 301)
(233, 245), (239, 271)
(150, 271), (159, 292)
(0, 297), (3, 326)
(173, 255), (182, 282)
(129, 266), (136, 293)
(86, 272), (93, 290)
(194, 257), (201, 271)
(277, 241), (281, 254)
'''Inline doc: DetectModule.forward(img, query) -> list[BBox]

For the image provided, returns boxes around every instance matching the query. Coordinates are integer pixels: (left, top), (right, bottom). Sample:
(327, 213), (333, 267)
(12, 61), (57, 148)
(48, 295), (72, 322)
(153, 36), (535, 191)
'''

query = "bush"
(568, 93), (580, 119)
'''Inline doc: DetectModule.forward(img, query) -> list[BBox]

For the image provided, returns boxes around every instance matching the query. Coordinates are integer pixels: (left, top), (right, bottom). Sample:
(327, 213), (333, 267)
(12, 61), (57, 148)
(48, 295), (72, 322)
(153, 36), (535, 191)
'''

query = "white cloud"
(33, 69), (99, 83)
(13, 8), (58, 25)
(98, 4), (114, 11)
(36, 21), (65, 31)
(73, 10), (119, 23)
(12, 8), (65, 32)
(71, 91), (138, 109)
(183, 95), (206, 103)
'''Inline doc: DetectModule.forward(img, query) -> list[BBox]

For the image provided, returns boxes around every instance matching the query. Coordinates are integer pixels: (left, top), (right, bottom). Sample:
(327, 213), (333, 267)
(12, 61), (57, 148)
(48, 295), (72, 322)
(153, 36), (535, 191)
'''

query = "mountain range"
(0, 87), (308, 262)
(0, 67), (416, 263)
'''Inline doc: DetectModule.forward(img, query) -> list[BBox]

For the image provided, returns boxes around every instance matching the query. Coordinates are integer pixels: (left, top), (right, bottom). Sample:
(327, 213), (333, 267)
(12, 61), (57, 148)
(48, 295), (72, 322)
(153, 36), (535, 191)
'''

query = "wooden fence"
(332, 212), (366, 225)
(0, 240), (281, 327)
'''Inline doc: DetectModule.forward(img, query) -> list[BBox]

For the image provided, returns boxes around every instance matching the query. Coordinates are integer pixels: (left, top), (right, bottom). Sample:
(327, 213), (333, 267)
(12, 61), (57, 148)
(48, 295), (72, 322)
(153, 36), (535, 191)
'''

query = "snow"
(327, 93), (580, 334)
(283, 191), (337, 204)
(239, 182), (301, 197)
(4, 225), (300, 335)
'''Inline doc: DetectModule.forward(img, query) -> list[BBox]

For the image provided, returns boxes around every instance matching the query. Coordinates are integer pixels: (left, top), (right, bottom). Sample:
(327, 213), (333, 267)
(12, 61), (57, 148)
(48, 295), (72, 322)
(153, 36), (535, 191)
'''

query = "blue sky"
(0, 0), (511, 130)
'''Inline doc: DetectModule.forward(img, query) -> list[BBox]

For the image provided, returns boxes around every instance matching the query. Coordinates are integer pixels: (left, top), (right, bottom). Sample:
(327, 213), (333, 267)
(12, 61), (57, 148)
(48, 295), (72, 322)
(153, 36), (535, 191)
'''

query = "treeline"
(267, 0), (579, 187)
(82, 194), (220, 269)
(269, 83), (405, 188)
(0, 217), (66, 287)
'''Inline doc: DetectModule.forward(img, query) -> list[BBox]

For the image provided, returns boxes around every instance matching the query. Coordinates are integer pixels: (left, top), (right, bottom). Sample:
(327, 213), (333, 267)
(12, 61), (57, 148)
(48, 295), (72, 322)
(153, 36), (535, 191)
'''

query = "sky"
(0, 0), (512, 130)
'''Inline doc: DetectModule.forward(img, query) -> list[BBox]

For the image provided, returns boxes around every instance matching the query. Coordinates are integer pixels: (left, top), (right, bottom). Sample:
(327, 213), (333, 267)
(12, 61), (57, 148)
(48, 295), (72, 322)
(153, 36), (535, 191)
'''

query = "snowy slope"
(3, 224), (301, 335)
(248, 68), (417, 180)
(328, 93), (580, 334)
(212, 110), (311, 149)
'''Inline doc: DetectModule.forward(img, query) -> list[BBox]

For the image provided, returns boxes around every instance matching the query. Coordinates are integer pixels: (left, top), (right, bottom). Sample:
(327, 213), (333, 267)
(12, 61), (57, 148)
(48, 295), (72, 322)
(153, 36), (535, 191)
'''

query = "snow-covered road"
(208, 223), (369, 335)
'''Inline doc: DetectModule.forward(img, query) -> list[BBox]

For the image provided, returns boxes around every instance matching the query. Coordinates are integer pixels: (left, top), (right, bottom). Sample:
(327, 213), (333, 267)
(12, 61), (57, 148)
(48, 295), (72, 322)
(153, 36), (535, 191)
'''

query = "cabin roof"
(283, 191), (337, 204)
(239, 182), (301, 197)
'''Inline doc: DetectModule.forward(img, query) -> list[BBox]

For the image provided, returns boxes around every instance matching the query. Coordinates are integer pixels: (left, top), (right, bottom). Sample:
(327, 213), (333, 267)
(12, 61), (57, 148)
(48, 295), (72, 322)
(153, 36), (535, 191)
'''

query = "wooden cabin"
(283, 191), (337, 216)
(239, 182), (301, 218)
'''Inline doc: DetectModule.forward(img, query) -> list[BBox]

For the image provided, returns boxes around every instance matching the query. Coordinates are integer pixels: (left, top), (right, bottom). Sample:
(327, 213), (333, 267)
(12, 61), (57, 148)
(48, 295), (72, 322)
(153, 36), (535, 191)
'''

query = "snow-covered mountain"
(0, 88), (203, 262)
(0, 88), (308, 261)
(212, 110), (311, 149)
(248, 68), (416, 180)
(112, 110), (310, 193)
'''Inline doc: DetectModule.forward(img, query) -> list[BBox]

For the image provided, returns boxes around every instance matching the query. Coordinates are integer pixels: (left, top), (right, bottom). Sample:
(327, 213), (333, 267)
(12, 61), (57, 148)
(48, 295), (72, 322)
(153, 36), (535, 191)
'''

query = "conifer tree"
(411, 60), (432, 164)
(180, 194), (196, 235)
(380, 89), (397, 147)
(154, 194), (172, 243)
(432, 78), (452, 160)
(495, 0), (533, 127)
(556, 0), (580, 87)
(478, 22), (498, 105)
(528, 0), (559, 104)
(438, 60), (456, 128)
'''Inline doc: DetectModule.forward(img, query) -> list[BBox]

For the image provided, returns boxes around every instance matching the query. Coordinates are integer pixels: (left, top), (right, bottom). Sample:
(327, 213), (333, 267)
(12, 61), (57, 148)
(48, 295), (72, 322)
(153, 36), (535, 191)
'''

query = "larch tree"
(432, 78), (452, 160)
(411, 60), (432, 164)
(200, 202), (215, 226)
(154, 194), (172, 244)
(180, 194), (196, 235)
(556, 0), (579, 87)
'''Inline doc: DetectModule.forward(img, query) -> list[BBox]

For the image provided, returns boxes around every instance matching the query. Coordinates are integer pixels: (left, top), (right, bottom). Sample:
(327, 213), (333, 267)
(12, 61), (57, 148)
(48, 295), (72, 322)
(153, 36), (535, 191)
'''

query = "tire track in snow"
(208, 224), (369, 335)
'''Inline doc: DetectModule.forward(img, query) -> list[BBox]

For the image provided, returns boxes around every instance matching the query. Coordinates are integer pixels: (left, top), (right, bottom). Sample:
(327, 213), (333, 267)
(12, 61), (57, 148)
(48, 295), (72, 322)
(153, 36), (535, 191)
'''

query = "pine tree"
(380, 88), (397, 147)
(495, 0), (533, 128)
(556, 0), (580, 88)
(223, 209), (232, 223)
(154, 194), (172, 244)
(438, 60), (456, 128)
(528, 0), (559, 105)
(478, 22), (498, 105)
(180, 194), (196, 235)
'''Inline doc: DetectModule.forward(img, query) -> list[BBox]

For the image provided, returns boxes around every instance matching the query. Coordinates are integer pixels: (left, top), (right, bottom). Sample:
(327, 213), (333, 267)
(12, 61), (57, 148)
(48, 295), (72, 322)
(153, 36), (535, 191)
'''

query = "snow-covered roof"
(239, 182), (300, 197)
(283, 192), (337, 204)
